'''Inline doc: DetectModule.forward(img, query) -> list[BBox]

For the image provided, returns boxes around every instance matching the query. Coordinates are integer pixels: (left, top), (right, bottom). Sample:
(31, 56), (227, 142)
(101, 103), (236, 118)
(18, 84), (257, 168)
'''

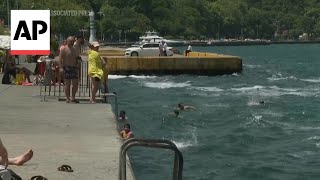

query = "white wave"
(144, 81), (191, 89)
(244, 115), (274, 128)
(232, 85), (316, 97)
(298, 126), (320, 131)
(203, 103), (230, 108)
(247, 101), (260, 106)
(244, 64), (262, 68)
(267, 73), (297, 81)
(128, 75), (157, 79)
(287, 153), (303, 159)
(108, 75), (157, 79)
(231, 85), (264, 91)
(300, 78), (320, 83)
(269, 86), (298, 92)
(232, 73), (239, 76)
(192, 87), (224, 92)
(260, 111), (284, 118)
(244, 115), (264, 127)
(172, 125), (198, 149)
(172, 140), (194, 149)
(108, 75), (127, 79)
(307, 136), (320, 141)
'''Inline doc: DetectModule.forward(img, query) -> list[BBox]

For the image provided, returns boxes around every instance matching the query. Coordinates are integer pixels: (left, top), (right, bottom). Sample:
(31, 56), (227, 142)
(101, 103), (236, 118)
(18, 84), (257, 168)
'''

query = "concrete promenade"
(0, 78), (134, 180)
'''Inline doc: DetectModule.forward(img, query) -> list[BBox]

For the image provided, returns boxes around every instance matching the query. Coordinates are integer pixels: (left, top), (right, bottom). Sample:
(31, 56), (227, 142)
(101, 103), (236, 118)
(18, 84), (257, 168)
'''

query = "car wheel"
(131, 52), (138, 56)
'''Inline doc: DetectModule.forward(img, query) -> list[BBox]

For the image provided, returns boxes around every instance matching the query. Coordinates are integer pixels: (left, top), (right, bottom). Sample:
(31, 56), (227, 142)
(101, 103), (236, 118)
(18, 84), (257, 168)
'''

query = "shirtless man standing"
(58, 36), (79, 103)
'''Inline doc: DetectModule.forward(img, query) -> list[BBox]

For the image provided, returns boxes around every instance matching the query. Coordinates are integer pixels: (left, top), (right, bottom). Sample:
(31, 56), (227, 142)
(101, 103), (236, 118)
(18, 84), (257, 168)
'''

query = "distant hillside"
(1, 0), (319, 40)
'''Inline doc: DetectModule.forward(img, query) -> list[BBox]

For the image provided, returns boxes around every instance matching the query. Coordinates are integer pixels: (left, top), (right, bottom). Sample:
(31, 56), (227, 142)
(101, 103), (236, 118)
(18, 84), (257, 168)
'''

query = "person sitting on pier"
(2, 51), (32, 84)
(185, 45), (192, 56)
(119, 110), (128, 121)
(0, 138), (34, 167)
(120, 123), (134, 140)
(178, 103), (196, 111)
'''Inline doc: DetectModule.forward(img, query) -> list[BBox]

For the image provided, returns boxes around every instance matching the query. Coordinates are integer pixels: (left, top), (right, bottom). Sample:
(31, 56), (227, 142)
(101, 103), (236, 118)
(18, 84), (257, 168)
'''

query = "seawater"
(108, 44), (320, 180)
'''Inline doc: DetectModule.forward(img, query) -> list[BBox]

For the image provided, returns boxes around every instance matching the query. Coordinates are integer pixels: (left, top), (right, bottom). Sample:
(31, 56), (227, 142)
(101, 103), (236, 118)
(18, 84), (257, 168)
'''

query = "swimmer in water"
(168, 109), (180, 117)
(178, 103), (196, 111)
(119, 110), (128, 120)
(259, 100), (265, 105)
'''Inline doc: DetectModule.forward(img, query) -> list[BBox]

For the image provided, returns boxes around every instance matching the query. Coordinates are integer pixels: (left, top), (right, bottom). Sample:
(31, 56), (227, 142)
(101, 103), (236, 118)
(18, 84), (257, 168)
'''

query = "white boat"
(138, 31), (184, 45)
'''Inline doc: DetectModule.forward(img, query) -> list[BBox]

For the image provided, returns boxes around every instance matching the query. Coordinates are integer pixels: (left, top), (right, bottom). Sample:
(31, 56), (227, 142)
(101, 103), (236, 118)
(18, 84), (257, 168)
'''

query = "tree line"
(0, 0), (320, 41)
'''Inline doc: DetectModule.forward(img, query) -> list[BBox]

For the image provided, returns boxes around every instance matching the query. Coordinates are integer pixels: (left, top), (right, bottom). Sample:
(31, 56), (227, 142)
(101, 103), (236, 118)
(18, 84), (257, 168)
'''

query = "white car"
(125, 43), (174, 57)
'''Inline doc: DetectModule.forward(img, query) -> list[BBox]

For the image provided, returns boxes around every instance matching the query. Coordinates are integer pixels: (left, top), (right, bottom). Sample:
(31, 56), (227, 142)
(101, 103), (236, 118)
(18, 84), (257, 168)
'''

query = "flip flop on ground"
(30, 175), (48, 180)
(57, 164), (74, 172)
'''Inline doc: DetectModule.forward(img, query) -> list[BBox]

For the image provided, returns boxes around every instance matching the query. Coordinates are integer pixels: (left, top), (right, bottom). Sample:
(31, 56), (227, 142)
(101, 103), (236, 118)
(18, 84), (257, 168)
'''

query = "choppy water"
(109, 44), (320, 180)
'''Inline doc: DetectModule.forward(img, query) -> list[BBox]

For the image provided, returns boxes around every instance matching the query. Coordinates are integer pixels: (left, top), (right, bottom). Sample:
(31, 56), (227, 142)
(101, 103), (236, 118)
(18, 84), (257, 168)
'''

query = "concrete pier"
(83, 47), (242, 75)
(106, 55), (242, 75)
(0, 79), (134, 180)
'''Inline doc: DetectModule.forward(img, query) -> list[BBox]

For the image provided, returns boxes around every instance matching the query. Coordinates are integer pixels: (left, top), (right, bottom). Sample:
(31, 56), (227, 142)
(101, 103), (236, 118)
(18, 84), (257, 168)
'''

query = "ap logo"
(11, 10), (50, 55)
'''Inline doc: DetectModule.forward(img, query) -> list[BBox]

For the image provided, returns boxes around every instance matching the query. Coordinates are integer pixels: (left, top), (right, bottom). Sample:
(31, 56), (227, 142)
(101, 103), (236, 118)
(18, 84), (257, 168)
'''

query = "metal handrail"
(119, 138), (183, 180)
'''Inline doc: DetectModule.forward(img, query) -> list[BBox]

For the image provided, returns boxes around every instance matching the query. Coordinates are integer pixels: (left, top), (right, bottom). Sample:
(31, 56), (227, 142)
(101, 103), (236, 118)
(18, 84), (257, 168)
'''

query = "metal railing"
(39, 61), (93, 101)
(38, 61), (110, 99)
(38, 60), (120, 118)
(119, 138), (183, 180)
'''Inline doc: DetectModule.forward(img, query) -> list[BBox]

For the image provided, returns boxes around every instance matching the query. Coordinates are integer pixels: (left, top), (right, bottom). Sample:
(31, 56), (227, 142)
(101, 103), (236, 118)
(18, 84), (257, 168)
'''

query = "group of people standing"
(159, 41), (168, 56)
(58, 35), (108, 104)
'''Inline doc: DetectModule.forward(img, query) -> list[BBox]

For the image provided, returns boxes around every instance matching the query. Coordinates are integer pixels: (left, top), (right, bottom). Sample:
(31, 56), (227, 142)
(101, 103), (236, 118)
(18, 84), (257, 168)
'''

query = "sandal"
(30, 175), (48, 180)
(57, 164), (74, 172)
(66, 99), (71, 103)
(89, 99), (96, 104)
(71, 99), (80, 104)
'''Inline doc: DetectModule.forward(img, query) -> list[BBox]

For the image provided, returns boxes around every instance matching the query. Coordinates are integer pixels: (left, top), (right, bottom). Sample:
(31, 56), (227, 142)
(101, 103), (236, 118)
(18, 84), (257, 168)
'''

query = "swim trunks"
(64, 66), (78, 79)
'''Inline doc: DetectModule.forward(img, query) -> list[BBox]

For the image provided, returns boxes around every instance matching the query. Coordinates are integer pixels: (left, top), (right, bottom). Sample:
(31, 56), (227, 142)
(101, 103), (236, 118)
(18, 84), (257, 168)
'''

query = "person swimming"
(120, 123), (133, 139)
(119, 110), (128, 120)
(259, 100), (265, 105)
(168, 109), (180, 117)
(178, 103), (196, 110)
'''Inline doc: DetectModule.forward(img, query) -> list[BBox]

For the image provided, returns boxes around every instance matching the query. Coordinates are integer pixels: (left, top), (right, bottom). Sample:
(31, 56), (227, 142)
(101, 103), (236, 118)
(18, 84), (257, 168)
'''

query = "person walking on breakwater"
(0, 138), (34, 167)
(159, 41), (164, 56)
(88, 41), (106, 104)
(163, 41), (168, 56)
(58, 36), (79, 103)
(178, 103), (196, 111)
(185, 45), (192, 56)
(120, 123), (134, 140)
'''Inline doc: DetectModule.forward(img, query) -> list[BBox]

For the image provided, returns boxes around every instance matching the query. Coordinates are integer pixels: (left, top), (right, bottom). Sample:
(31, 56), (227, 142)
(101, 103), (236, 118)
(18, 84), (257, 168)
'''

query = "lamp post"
(97, 11), (104, 42)
(6, 0), (10, 28)
(15, 0), (19, 9)
(79, 28), (88, 38)
(118, 30), (122, 43)
(124, 29), (131, 45)
(217, 23), (220, 40)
